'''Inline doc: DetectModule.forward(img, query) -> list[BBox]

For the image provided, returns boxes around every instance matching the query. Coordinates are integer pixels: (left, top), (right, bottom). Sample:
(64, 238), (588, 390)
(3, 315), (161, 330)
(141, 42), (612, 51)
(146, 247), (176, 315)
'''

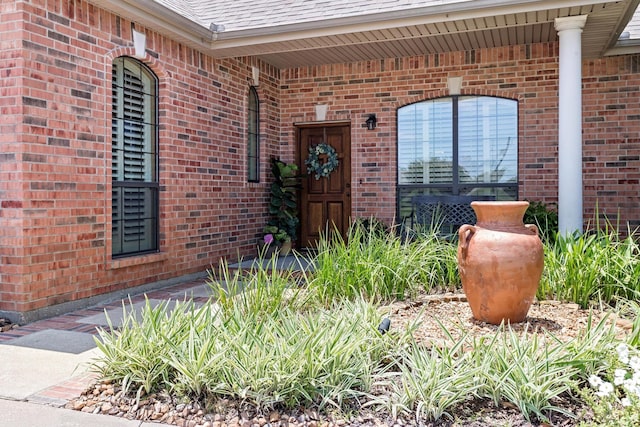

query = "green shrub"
(93, 216), (640, 423)
(93, 298), (199, 396)
(310, 222), (458, 305)
(539, 230), (640, 308)
(94, 295), (398, 410)
(523, 200), (558, 242)
(373, 314), (622, 424)
(207, 252), (313, 318)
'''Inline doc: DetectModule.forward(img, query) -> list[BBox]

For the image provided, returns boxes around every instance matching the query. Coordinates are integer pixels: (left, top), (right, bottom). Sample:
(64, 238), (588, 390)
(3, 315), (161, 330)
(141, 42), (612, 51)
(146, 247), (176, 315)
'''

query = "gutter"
(604, 38), (640, 56)
(599, 0), (640, 55)
(87, 0), (214, 45)
(211, 0), (624, 42)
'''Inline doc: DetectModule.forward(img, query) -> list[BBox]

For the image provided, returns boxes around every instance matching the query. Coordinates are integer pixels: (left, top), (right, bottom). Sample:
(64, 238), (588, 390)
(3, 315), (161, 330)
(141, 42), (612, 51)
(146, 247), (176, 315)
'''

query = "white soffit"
(90, 0), (640, 68)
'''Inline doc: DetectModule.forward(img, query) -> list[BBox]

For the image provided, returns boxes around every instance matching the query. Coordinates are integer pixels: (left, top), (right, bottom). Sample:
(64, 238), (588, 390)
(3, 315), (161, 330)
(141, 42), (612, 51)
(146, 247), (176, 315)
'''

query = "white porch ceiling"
(91, 0), (640, 68)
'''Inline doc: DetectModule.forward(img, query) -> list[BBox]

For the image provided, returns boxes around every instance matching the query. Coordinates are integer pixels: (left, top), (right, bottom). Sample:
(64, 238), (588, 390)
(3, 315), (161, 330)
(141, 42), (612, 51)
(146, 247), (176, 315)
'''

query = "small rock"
(268, 411), (280, 422)
(617, 318), (634, 330)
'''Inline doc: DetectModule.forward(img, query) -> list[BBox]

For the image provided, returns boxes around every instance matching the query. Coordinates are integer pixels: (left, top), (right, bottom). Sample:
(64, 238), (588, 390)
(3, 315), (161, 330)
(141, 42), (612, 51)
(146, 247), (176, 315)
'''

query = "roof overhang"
(605, 37), (640, 55)
(89, 0), (640, 68)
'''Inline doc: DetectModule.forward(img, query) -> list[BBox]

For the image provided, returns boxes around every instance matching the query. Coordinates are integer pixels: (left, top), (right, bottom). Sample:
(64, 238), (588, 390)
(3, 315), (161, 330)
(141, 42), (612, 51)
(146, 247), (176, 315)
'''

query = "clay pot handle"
(458, 224), (476, 251)
(524, 224), (539, 236)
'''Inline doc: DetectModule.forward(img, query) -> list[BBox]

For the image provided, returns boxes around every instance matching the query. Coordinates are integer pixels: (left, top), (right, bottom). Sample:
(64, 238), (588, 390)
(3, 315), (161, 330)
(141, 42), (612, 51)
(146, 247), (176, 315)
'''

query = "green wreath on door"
(305, 143), (339, 180)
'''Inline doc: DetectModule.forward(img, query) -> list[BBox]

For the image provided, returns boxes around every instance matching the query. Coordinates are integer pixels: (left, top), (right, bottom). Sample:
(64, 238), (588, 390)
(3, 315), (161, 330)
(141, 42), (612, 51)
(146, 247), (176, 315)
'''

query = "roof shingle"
(156, 0), (471, 31)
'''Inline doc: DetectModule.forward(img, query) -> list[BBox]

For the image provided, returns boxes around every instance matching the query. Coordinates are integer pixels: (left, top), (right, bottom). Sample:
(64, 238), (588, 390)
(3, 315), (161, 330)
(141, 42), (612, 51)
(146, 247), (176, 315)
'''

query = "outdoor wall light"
(132, 28), (146, 59)
(365, 114), (377, 130)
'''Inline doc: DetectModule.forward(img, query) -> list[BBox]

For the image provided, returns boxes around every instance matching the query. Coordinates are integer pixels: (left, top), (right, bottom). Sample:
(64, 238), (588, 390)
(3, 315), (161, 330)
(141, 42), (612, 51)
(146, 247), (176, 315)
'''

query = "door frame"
(295, 122), (352, 247)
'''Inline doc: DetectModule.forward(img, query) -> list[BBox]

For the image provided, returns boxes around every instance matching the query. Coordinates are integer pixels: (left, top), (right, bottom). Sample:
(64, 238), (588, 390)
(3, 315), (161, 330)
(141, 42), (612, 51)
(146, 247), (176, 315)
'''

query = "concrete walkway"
(0, 255), (313, 426)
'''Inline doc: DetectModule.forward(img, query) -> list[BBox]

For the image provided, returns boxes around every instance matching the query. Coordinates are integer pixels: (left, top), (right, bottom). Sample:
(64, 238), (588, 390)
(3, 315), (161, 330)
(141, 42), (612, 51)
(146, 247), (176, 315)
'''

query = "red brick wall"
(280, 45), (640, 231)
(280, 44), (561, 225)
(0, 0), (280, 315)
(583, 56), (640, 230)
(0, 0), (26, 313)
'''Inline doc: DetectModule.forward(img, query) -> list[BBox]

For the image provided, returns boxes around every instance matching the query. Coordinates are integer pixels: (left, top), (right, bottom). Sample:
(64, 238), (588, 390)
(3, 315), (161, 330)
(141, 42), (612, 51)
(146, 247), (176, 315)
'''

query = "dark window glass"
(112, 57), (159, 257)
(248, 86), (259, 182)
(397, 96), (518, 219)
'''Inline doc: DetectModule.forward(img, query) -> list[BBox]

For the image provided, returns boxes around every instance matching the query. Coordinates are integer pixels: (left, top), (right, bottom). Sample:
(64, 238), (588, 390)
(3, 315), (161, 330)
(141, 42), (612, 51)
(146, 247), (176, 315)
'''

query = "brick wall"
(280, 45), (640, 231)
(0, 0), (280, 316)
(0, 0), (26, 313)
(583, 56), (640, 229)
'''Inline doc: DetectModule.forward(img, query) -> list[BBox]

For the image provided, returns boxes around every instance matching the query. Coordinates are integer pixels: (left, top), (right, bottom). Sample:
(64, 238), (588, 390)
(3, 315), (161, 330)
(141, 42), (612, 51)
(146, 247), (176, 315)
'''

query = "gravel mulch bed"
(67, 294), (633, 427)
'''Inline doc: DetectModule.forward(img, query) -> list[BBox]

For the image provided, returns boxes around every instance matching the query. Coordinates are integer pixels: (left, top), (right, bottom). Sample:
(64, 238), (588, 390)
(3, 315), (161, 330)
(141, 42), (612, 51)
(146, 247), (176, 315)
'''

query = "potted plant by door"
(263, 158), (301, 255)
(263, 226), (292, 255)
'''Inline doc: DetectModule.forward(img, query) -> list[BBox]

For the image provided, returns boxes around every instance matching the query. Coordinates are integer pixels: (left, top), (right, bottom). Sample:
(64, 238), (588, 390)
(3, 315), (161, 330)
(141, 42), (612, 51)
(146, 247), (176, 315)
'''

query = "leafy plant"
(93, 298), (197, 396)
(310, 221), (458, 305)
(207, 251), (312, 318)
(92, 213), (640, 424)
(538, 230), (640, 308)
(351, 216), (388, 240)
(377, 331), (481, 422)
(523, 200), (558, 242)
(471, 325), (578, 422)
(94, 291), (397, 411)
(372, 316), (622, 424)
(265, 157), (302, 242)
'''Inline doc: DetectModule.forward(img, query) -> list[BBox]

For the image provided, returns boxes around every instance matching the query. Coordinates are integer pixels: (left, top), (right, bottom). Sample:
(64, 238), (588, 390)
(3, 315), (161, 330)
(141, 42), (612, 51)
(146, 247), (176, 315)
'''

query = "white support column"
(555, 15), (587, 235)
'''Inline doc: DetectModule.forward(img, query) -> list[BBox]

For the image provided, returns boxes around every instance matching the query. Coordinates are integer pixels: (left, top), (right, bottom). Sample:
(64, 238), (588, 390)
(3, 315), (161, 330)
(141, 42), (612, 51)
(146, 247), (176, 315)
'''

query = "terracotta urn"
(457, 201), (544, 324)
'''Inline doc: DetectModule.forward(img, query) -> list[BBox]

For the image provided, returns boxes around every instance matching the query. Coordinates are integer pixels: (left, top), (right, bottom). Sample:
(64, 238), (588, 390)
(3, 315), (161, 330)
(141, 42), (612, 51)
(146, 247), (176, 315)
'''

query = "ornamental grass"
(93, 220), (640, 424)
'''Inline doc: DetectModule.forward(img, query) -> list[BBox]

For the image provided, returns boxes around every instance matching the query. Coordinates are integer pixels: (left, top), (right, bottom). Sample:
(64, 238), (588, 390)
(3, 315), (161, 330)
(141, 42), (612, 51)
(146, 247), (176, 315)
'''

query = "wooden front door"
(297, 123), (351, 248)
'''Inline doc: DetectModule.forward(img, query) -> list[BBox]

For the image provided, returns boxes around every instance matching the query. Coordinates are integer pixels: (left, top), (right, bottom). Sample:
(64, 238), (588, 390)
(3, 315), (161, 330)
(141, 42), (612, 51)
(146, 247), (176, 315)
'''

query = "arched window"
(397, 96), (518, 218)
(247, 86), (260, 182)
(112, 57), (159, 257)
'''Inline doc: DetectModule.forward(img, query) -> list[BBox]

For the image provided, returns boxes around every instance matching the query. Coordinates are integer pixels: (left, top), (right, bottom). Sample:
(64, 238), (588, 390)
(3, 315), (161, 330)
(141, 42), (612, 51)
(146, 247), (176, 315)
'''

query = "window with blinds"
(397, 96), (518, 219)
(112, 57), (159, 257)
(247, 86), (260, 182)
